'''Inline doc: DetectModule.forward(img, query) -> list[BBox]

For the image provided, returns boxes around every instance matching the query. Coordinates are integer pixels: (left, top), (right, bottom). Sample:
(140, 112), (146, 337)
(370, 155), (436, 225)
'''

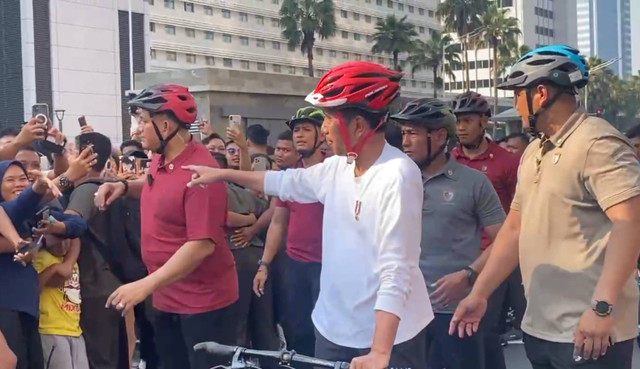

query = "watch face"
(595, 301), (611, 314)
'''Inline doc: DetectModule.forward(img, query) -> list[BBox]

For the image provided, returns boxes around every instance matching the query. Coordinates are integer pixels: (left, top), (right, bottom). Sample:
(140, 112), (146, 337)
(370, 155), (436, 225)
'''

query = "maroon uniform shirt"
(141, 139), (238, 314)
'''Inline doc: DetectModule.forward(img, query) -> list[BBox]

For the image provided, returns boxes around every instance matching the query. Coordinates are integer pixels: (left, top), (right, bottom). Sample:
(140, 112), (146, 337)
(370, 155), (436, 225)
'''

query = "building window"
(365, 0), (371, 3)
(240, 36), (249, 46)
(256, 15), (264, 24)
(222, 9), (231, 18)
(355, 54), (362, 61)
(378, 57), (384, 63)
(206, 56), (215, 65)
(288, 66), (296, 74)
(149, 22), (155, 32)
(256, 39), (265, 48)
(164, 0), (174, 9)
(184, 2), (194, 12)
(330, 50), (336, 58)
(400, 80), (406, 87)
(502, 0), (513, 6)
(186, 54), (196, 63)
(223, 34), (232, 43)
(302, 68), (308, 75)
(376, 0), (382, 5)
(342, 52), (349, 59)
(341, 10), (348, 18)
(387, 0), (393, 8)
(257, 62), (266, 71)
(272, 19), (280, 27)
(366, 35), (373, 43)
(241, 60), (250, 69)
(223, 58), (233, 67)
(287, 44), (296, 52)
(150, 49), (156, 59)
(273, 64), (281, 72)
(166, 51), (176, 61)
(342, 31), (348, 39)
(365, 15), (371, 23)
(353, 13), (360, 21)
(272, 41), (280, 50)
(316, 48), (323, 56)
(204, 5), (213, 15)
(205, 31), (214, 40)
(272, 0), (279, 4)
(408, 5), (414, 12)
(421, 81), (427, 89)
(165, 25), (175, 35)
(354, 33), (361, 41)
(239, 12), (248, 22)
(398, 3), (404, 11)
(428, 10), (434, 17)
(419, 26), (424, 33)
(366, 55), (373, 61)
(418, 8), (424, 15)
(146, 0), (154, 5)
(185, 28), (195, 38)
(411, 80), (417, 87)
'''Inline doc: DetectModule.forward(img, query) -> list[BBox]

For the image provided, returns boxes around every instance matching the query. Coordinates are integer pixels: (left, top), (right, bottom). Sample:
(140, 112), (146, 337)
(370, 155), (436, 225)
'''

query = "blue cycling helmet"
(498, 45), (589, 91)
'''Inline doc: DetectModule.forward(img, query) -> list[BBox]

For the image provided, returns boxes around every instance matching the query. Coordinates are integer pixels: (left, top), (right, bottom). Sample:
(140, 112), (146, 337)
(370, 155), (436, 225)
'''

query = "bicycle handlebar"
(194, 342), (350, 369)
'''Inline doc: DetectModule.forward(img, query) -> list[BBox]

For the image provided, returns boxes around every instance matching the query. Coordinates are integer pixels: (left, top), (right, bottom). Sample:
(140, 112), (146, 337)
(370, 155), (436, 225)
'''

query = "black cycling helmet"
(451, 91), (491, 117)
(286, 106), (325, 130)
(391, 98), (456, 137)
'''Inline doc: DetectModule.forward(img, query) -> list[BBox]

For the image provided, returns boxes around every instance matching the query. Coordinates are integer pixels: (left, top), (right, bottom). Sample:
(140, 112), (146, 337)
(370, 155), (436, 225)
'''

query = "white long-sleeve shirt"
(264, 143), (433, 348)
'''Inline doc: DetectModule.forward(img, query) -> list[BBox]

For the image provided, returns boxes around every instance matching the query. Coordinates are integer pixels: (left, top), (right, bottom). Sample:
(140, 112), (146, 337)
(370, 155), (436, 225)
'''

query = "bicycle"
(194, 341), (350, 369)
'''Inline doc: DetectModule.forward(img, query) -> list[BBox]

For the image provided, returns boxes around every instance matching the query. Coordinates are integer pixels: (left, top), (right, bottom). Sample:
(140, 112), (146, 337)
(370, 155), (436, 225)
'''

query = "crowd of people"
(0, 43), (639, 369)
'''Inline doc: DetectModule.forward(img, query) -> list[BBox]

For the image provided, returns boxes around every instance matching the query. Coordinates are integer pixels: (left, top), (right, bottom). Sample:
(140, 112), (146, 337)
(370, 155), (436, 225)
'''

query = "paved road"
(504, 342), (640, 368)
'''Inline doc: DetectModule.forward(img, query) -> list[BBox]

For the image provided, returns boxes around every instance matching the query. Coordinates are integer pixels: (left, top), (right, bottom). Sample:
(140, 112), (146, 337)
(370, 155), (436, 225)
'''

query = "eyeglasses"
(227, 148), (239, 155)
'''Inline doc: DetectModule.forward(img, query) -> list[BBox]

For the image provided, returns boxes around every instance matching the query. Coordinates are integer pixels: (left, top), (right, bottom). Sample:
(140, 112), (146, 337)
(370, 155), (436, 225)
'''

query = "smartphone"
(139, 158), (151, 173)
(31, 103), (50, 139)
(228, 115), (242, 130)
(78, 115), (87, 127)
(42, 208), (50, 222)
(17, 235), (44, 255)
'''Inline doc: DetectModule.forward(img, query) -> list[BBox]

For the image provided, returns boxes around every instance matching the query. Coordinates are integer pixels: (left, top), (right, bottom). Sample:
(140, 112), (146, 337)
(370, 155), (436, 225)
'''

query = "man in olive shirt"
(451, 45), (640, 369)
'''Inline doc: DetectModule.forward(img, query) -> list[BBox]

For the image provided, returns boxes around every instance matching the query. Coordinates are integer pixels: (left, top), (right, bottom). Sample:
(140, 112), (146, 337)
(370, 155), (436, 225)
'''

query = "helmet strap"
(298, 126), (323, 159)
(151, 119), (180, 155)
(525, 88), (565, 136)
(336, 110), (387, 165)
(418, 133), (448, 169)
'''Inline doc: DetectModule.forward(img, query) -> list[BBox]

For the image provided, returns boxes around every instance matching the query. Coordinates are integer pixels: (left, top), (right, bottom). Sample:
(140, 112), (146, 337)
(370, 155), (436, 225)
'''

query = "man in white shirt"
(184, 61), (432, 369)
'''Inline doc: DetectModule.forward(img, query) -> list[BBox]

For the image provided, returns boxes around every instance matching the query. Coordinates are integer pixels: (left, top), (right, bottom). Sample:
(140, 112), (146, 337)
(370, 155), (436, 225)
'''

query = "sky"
(633, 0), (640, 74)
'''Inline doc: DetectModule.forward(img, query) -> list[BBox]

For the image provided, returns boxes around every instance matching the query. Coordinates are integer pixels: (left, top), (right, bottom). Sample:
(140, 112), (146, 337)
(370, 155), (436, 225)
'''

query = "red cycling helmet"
(128, 84), (197, 154)
(128, 84), (197, 126)
(305, 62), (403, 162)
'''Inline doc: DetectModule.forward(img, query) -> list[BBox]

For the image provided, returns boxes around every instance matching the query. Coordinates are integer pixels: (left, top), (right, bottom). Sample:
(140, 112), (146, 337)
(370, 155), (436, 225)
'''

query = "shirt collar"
(423, 155), (459, 183)
(157, 136), (197, 172)
(547, 107), (588, 148)
(452, 139), (499, 161)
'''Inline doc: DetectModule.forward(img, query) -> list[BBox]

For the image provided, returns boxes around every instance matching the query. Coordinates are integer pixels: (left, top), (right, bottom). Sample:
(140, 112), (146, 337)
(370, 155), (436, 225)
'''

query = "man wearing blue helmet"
(450, 45), (640, 369)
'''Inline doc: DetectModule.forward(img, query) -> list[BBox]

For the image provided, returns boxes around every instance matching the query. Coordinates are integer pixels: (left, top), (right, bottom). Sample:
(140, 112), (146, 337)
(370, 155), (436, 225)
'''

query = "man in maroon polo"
(98, 84), (238, 369)
(451, 91), (520, 369)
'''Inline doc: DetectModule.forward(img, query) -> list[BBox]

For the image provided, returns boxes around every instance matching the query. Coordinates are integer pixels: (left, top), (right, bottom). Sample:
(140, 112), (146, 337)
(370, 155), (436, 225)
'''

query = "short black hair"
(337, 108), (387, 132)
(247, 124), (270, 145)
(625, 125), (640, 140)
(202, 133), (224, 145)
(76, 132), (112, 171)
(277, 130), (293, 141)
(0, 126), (21, 139)
(120, 139), (143, 153)
(504, 132), (530, 145)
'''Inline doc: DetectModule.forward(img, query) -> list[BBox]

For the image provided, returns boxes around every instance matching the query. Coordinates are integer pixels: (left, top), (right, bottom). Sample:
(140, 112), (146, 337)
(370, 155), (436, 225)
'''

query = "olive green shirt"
(512, 108), (640, 343)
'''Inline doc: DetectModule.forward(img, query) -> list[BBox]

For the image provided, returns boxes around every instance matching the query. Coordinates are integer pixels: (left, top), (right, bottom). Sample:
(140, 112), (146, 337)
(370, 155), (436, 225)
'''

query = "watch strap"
(463, 266), (478, 283)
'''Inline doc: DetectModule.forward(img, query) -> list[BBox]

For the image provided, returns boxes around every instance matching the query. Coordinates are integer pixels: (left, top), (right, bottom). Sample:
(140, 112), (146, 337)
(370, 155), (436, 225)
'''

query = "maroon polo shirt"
(452, 139), (519, 249)
(141, 138), (238, 314)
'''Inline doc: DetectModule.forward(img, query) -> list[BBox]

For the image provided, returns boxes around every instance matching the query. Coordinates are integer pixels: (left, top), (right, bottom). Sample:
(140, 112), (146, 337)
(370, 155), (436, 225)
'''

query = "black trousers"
(425, 313), (484, 369)
(153, 305), (237, 369)
(134, 298), (159, 369)
(285, 255), (321, 357)
(524, 334), (634, 369)
(315, 327), (427, 369)
(0, 308), (43, 369)
(231, 246), (280, 353)
(80, 296), (129, 369)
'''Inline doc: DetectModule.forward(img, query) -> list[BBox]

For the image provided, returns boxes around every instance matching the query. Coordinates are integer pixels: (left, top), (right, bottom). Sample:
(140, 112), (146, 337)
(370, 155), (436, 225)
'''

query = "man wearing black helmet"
(451, 45), (640, 369)
(393, 98), (505, 369)
(451, 90), (520, 369)
(95, 84), (238, 369)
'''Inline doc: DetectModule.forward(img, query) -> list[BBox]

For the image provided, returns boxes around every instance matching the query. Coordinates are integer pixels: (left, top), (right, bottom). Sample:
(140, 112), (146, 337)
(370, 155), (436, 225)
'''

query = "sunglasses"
(227, 148), (239, 155)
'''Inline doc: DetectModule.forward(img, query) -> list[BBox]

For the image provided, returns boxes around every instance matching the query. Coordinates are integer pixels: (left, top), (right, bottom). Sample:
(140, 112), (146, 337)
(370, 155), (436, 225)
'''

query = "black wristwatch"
(463, 266), (478, 284)
(592, 300), (613, 317)
(257, 259), (269, 269)
(58, 174), (72, 191)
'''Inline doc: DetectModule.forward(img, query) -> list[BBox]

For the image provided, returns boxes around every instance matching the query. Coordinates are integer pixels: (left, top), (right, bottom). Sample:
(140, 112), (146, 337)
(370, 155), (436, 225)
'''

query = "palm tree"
(371, 15), (417, 71)
(407, 31), (461, 97)
(280, 0), (336, 77)
(437, 0), (486, 90)
(478, 1), (521, 114)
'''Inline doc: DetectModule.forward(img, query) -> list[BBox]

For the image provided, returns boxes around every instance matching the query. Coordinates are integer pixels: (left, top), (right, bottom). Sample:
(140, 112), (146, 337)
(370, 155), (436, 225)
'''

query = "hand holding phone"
(228, 115), (242, 130)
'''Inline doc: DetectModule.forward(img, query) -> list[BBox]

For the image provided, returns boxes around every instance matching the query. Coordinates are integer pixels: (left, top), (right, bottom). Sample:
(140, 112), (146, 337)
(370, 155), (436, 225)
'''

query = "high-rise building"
(577, 0), (632, 79)
(0, 0), (148, 141)
(442, 0), (577, 100)
(147, 0), (441, 97)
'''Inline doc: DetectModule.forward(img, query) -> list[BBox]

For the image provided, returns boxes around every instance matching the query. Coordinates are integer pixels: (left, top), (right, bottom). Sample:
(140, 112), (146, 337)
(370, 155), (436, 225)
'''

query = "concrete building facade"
(577, 0), (632, 79)
(147, 0), (441, 98)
